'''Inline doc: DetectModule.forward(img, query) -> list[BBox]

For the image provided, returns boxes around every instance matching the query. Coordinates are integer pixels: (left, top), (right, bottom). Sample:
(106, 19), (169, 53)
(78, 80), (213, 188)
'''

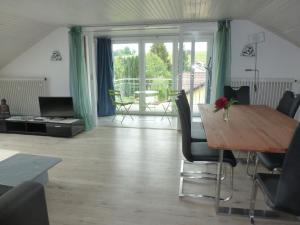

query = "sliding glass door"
(112, 43), (140, 112)
(144, 42), (174, 113)
(180, 38), (213, 115)
(112, 40), (176, 115)
(112, 35), (213, 116)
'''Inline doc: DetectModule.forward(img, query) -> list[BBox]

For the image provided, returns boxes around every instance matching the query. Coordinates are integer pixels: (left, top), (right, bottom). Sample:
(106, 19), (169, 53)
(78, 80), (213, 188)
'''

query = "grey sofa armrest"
(0, 181), (50, 225)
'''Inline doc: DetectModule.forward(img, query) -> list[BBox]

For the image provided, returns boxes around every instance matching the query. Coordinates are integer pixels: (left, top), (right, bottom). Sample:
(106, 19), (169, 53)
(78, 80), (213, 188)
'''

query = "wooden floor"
(0, 127), (293, 225)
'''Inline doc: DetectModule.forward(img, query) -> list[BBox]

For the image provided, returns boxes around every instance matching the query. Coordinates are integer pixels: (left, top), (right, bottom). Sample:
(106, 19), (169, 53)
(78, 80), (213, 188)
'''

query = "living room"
(1, 1), (300, 225)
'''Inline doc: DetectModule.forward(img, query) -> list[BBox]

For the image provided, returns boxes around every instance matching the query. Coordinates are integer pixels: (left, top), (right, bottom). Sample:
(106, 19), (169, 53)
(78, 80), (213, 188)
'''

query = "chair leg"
(124, 104), (134, 120)
(145, 102), (152, 112)
(161, 102), (171, 125)
(179, 159), (234, 201)
(227, 165), (234, 201)
(249, 180), (258, 224)
(161, 102), (171, 118)
(118, 104), (133, 124)
(178, 160), (184, 197)
(119, 105), (127, 124)
(112, 105), (120, 122)
(181, 160), (225, 179)
(252, 156), (259, 179)
(246, 152), (257, 177)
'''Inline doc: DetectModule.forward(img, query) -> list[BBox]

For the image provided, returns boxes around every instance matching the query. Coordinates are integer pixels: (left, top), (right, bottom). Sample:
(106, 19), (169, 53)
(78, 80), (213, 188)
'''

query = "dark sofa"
(0, 181), (50, 225)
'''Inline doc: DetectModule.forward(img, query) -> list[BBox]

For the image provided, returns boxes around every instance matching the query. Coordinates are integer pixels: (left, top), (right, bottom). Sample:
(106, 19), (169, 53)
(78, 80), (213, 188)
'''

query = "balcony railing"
(114, 78), (173, 101)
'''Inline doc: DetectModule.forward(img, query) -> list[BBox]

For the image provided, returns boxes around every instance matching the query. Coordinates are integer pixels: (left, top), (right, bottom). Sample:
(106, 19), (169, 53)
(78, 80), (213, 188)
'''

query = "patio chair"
(161, 89), (180, 123)
(108, 89), (134, 124)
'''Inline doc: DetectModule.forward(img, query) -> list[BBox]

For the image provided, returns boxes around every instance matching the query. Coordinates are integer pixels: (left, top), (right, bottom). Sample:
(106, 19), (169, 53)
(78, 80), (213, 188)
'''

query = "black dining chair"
(255, 91), (300, 174)
(277, 91), (300, 117)
(224, 86), (250, 105)
(179, 90), (206, 142)
(176, 95), (237, 200)
(249, 123), (300, 224)
(224, 86), (253, 172)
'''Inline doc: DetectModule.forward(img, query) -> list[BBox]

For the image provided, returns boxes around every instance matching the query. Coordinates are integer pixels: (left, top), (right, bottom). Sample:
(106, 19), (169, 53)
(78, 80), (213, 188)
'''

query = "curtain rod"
(81, 20), (226, 32)
(80, 18), (232, 29)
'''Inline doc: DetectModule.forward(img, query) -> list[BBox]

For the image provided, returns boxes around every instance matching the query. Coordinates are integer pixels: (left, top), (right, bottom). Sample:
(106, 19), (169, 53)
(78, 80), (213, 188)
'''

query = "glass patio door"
(112, 40), (176, 115)
(112, 43), (140, 112)
(143, 42), (174, 113)
(180, 38), (213, 115)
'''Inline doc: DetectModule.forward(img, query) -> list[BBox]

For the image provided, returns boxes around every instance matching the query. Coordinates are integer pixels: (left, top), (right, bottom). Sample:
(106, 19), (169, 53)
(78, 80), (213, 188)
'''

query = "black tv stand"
(2, 118), (84, 137)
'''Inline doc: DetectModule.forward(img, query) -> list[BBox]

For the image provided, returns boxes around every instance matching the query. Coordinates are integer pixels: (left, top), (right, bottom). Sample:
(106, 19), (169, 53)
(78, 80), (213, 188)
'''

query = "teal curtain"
(215, 20), (231, 98)
(69, 26), (95, 130)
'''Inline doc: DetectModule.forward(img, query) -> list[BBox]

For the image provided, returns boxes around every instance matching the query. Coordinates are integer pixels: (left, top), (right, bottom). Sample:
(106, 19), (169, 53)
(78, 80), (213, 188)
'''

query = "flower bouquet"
(214, 96), (237, 121)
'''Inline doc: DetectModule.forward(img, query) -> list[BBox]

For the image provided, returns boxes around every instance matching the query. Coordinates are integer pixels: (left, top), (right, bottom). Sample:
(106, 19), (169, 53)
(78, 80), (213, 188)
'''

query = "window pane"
(112, 43), (139, 111)
(144, 42), (174, 113)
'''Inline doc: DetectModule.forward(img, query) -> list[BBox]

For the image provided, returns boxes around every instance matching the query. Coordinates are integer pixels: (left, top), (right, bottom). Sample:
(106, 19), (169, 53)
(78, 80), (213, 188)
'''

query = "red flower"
(215, 96), (228, 109)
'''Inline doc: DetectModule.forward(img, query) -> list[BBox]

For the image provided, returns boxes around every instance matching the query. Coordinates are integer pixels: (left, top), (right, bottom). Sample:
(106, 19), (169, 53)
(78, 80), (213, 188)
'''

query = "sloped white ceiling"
(0, 12), (56, 68)
(0, 0), (300, 68)
(0, 0), (276, 26)
(250, 0), (300, 48)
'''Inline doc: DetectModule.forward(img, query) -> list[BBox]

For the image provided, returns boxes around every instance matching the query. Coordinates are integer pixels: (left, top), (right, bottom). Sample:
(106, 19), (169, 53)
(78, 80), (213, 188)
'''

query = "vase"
(223, 108), (229, 122)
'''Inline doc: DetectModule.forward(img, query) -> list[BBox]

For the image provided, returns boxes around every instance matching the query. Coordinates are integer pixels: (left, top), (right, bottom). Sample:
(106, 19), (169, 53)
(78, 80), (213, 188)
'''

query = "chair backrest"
(108, 89), (122, 105)
(167, 89), (179, 98)
(275, 124), (300, 215)
(179, 90), (191, 122)
(224, 86), (250, 105)
(276, 91), (300, 118)
(175, 95), (193, 161)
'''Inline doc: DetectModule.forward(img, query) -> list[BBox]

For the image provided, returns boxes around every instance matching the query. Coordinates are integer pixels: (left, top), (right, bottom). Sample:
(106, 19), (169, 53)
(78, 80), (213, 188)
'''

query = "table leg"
(215, 149), (224, 212)
(214, 150), (300, 223)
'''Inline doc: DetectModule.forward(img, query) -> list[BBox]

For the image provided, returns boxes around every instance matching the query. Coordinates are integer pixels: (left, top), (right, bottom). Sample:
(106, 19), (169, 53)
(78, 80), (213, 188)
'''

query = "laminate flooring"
(0, 127), (294, 225)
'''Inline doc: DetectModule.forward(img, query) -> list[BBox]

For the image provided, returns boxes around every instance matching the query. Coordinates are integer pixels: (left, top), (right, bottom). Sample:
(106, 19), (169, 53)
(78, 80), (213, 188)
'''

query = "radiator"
(231, 78), (294, 108)
(0, 78), (47, 116)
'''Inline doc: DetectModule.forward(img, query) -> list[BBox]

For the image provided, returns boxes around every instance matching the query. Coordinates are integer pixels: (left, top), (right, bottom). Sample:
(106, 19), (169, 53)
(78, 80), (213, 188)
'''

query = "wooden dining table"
(198, 104), (298, 217)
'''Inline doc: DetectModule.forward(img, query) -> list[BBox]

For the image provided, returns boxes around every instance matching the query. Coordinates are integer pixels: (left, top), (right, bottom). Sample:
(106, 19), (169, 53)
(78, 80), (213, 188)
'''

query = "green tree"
(183, 48), (191, 72)
(195, 52), (206, 63)
(114, 55), (139, 96)
(113, 47), (136, 57)
(145, 52), (171, 100)
(145, 52), (170, 78)
(150, 43), (171, 71)
(123, 56), (139, 78)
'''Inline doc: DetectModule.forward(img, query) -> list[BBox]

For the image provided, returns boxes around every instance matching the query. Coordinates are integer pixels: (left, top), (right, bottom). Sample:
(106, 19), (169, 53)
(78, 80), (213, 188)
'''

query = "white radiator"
(0, 78), (47, 116)
(231, 78), (294, 108)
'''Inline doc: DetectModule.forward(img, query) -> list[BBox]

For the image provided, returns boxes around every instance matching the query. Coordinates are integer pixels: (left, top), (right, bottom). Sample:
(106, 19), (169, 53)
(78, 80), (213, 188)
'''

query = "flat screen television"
(39, 97), (75, 118)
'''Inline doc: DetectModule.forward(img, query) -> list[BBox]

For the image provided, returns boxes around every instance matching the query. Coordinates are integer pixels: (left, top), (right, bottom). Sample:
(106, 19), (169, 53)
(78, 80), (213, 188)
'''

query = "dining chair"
(108, 89), (134, 124)
(179, 90), (206, 142)
(224, 86), (250, 105)
(224, 86), (253, 171)
(176, 95), (237, 200)
(277, 91), (300, 117)
(254, 91), (300, 175)
(249, 123), (300, 224)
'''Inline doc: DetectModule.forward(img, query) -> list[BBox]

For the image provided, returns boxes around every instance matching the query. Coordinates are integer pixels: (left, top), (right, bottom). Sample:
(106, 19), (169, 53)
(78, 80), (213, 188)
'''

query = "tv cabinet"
(3, 119), (84, 137)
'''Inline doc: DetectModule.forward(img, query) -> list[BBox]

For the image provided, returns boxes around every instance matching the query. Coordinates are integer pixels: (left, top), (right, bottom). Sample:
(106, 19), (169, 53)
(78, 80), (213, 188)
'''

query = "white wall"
(231, 20), (300, 120)
(0, 27), (70, 96)
(231, 20), (300, 81)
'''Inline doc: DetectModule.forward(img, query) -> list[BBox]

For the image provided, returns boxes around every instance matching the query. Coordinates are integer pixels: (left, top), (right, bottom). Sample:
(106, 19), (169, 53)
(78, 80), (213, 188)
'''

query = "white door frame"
(177, 35), (214, 116)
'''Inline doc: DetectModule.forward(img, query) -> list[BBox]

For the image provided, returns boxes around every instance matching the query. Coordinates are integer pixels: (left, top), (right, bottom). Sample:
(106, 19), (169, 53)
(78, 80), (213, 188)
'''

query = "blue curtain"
(69, 26), (95, 130)
(215, 20), (231, 98)
(97, 38), (115, 116)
